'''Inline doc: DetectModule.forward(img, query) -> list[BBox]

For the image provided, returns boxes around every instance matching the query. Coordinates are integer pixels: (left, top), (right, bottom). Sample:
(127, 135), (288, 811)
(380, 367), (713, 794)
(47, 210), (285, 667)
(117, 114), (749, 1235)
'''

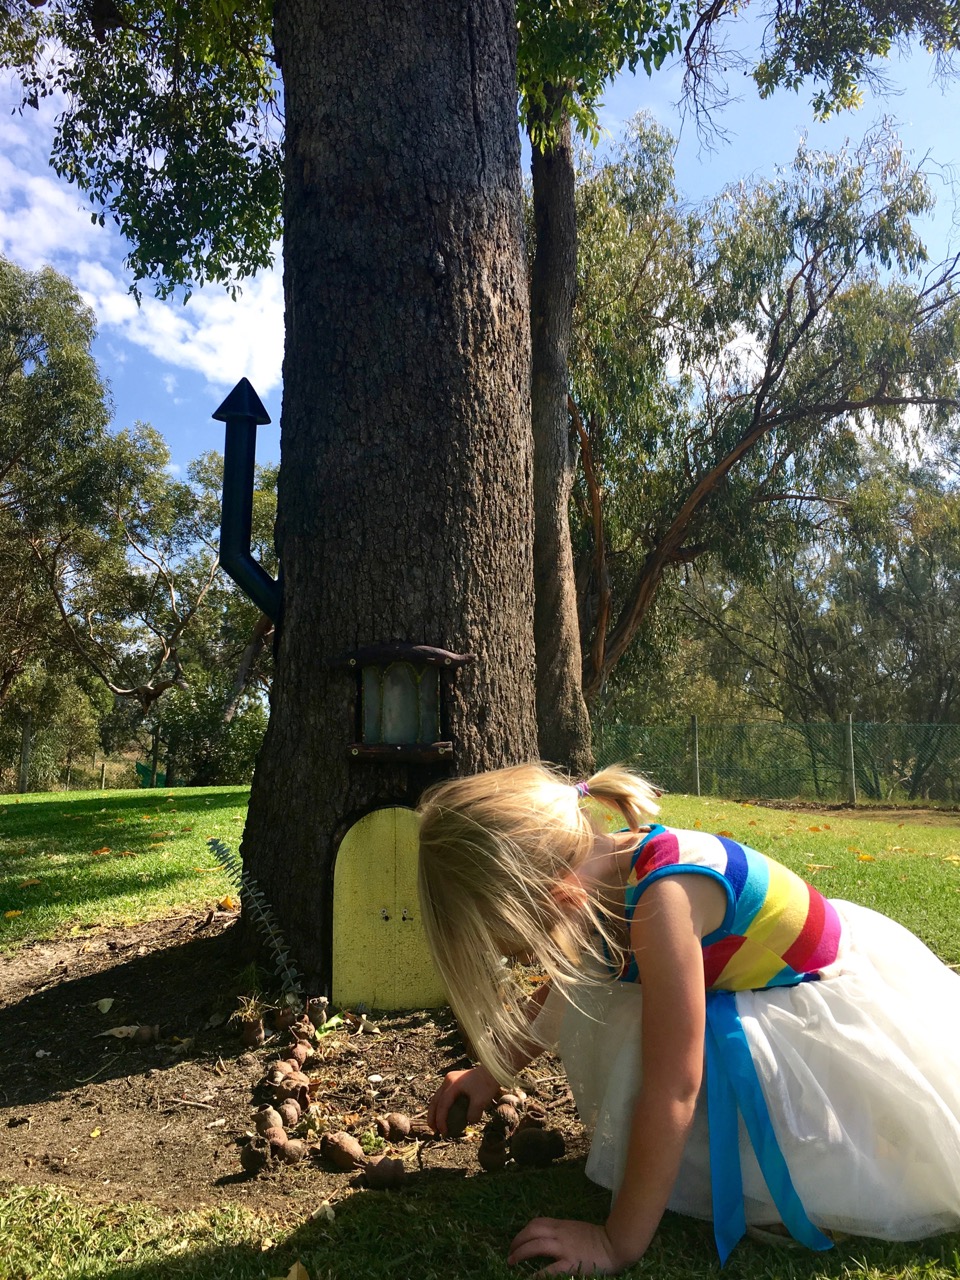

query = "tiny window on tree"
(337, 643), (474, 762)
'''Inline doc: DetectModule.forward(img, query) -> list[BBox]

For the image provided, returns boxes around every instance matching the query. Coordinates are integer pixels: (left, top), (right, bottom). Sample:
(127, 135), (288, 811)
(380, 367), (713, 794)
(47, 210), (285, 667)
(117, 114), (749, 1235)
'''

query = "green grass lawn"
(0, 786), (246, 949)
(2, 787), (960, 1279)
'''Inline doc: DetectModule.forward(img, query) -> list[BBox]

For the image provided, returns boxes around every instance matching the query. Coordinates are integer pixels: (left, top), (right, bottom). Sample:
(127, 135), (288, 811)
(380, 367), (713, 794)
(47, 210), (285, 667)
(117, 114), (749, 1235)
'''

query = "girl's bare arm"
(509, 875), (720, 1274)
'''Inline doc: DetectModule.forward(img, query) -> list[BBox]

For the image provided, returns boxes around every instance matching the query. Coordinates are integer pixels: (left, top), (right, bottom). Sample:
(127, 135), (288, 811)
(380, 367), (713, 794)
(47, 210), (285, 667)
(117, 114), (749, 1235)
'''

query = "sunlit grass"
(0, 787), (247, 949)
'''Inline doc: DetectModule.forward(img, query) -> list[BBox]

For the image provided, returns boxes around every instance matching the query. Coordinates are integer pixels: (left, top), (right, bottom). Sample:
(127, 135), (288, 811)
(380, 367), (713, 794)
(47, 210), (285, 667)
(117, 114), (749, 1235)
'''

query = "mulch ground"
(0, 912), (586, 1221)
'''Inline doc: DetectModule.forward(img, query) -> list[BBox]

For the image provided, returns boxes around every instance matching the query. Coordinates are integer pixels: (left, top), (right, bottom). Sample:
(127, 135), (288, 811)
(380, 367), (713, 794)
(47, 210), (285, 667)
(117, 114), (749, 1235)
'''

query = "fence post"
(846, 714), (857, 805)
(100, 761), (107, 791)
(691, 714), (701, 797)
(18, 712), (32, 793)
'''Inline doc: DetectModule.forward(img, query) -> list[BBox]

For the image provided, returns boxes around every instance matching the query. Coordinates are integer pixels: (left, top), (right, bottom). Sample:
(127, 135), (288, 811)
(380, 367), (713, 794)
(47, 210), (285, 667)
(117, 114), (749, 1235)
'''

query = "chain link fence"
(594, 720), (960, 804)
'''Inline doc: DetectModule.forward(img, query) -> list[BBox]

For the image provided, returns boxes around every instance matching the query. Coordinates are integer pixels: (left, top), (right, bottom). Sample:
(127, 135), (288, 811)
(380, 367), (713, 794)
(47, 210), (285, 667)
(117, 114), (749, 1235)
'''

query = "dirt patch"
(0, 914), (585, 1221)
(754, 801), (960, 827)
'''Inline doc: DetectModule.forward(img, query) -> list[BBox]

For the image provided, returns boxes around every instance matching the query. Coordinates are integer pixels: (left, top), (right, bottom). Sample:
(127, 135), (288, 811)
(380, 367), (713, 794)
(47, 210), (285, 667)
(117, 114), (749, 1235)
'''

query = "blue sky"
(1, 39), (957, 479)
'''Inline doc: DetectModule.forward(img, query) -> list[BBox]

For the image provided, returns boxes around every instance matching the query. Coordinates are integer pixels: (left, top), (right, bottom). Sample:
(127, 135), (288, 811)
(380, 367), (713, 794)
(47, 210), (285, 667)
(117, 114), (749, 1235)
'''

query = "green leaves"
(1, 0), (281, 298)
(518, 0), (690, 147)
(568, 119), (960, 700)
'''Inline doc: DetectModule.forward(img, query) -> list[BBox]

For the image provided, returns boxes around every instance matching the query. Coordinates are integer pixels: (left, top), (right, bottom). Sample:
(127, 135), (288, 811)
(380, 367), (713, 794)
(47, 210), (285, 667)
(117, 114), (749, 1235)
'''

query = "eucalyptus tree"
(518, 0), (958, 768)
(569, 119), (960, 703)
(5, 1), (958, 977)
(0, 256), (110, 707)
(678, 455), (960, 728)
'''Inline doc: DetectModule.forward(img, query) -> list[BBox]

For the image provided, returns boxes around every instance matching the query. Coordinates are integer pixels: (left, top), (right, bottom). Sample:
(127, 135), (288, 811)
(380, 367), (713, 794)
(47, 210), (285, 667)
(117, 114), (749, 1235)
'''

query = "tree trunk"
(528, 91), (593, 775)
(242, 0), (537, 991)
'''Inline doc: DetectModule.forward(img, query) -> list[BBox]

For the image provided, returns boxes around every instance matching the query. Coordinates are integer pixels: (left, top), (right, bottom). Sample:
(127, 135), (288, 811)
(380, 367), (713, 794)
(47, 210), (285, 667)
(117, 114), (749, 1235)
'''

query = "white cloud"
(73, 257), (284, 393)
(0, 78), (284, 395)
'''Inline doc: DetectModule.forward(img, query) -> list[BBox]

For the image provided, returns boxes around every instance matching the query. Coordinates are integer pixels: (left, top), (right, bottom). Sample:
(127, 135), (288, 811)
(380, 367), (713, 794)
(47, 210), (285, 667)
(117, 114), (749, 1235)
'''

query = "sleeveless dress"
(540, 825), (960, 1257)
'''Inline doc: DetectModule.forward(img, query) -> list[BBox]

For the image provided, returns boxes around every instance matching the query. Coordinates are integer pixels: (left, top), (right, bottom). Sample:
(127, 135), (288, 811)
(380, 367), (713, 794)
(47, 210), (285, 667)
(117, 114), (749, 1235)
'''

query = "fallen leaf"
(4, 910), (23, 919)
(98, 1025), (141, 1039)
(823, 823), (831, 830)
(942, 854), (960, 864)
(808, 825), (821, 832)
(856, 854), (876, 863)
(90, 1128), (101, 1138)
(693, 819), (702, 829)
(117, 850), (136, 858)
(96, 998), (115, 1014)
(18, 878), (41, 888)
(217, 895), (239, 911)
(748, 819), (757, 826)
(312, 1201), (335, 1223)
(90, 847), (111, 856)
(804, 863), (835, 876)
(193, 867), (220, 874)
(846, 846), (862, 854)
(716, 830), (734, 838)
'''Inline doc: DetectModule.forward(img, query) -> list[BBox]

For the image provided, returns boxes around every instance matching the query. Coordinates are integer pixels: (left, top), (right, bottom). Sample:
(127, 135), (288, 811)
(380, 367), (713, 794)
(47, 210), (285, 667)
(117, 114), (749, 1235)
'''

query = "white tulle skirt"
(541, 901), (960, 1240)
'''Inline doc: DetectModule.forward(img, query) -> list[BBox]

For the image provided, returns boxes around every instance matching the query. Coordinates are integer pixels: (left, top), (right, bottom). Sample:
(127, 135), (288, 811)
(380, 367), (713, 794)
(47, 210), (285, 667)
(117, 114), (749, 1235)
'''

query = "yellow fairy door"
(332, 806), (448, 1010)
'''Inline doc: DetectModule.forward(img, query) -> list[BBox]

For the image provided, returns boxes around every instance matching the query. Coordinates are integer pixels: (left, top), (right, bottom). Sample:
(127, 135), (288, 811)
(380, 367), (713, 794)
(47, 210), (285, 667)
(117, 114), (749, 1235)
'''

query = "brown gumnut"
(477, 1138), (509, 1172)
(408, 1117), (434, 1139)
(379, 1112), (411, 1142)
(272, 1071), (311, 1104)
(365, 1155), (406, 1189)
(134, 1024), (160, 1045)
(254, 1106), (284, 1135)
(491, 1104), (519, 1136)
(240, 1019), (265, 1048)
(282, 1138), (306, 1165)
(290, 1017), (316, 1043)
(320, 1131), (366, 1171)
(510, 1127), (566, 1167)
(261, 1125), (288, 1156)
(278, 1099), (302, 1128)
(240, 1139), (270, 1175)
(515, 1112), (545, 1133)
(445, 1093), (471, 1139)
(287, 1041), (310, 1068)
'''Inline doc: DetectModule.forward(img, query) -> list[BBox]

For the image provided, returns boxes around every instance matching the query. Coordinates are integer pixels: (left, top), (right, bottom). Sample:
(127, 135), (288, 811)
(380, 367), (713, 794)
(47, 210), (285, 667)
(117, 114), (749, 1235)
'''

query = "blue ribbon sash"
(704, 990), (834, 1263)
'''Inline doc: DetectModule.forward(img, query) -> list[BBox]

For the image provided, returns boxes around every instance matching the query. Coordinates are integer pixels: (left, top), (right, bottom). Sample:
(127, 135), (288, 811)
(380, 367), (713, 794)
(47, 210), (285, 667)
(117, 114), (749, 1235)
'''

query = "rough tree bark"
(241, 0), (538, 990)
(528, 88), (593, 774)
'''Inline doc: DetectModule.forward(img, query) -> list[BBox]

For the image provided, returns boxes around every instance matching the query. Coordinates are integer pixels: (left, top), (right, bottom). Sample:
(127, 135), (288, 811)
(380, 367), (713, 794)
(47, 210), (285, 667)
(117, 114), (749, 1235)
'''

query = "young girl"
(418, 762), (960, 1276)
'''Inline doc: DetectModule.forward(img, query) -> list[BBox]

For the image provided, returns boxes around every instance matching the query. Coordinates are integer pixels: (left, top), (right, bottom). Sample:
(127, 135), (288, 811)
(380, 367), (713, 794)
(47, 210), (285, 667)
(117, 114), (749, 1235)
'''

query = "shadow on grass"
(0, 787), (250, 843)
(6, 1169), (960, 1280)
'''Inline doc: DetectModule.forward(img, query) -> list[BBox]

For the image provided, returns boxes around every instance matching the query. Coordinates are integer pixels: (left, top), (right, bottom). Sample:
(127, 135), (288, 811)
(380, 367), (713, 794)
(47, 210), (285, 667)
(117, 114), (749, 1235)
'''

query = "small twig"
(160, 1096), (216, 1110)
(75, 1053), (122, 1083)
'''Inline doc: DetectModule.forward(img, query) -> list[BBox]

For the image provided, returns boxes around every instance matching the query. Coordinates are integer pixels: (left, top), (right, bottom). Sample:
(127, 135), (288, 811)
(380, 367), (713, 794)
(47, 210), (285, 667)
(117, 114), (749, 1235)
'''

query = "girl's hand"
(508, 1217), (622, 1276)
(427, 1065), (500, 1136)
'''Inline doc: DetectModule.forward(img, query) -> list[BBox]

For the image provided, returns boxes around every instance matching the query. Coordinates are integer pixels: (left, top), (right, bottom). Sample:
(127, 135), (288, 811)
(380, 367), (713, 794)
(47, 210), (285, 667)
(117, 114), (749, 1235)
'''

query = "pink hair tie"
(574, 781), (590, 799)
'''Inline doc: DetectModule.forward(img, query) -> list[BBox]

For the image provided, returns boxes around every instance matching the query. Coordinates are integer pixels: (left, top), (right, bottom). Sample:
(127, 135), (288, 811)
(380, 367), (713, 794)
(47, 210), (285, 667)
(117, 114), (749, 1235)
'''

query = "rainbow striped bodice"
(620, 825), (843, 990)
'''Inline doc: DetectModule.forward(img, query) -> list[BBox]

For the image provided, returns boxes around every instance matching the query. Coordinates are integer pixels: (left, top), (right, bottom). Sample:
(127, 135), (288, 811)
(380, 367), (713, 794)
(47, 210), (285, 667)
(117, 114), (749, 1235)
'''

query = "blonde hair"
(417, 762), (659, 1083)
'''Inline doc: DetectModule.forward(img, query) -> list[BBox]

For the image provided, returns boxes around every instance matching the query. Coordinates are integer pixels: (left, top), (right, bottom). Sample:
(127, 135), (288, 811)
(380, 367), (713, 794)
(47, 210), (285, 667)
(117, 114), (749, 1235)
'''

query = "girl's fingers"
(508, 1218), (560, 1263)
(536, 1263), (581, 1278)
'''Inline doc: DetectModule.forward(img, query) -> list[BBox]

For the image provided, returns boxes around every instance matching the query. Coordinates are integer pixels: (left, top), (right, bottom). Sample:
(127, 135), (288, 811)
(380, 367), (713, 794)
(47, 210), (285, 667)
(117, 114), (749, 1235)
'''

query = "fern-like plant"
(207, 837), (305, 999)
